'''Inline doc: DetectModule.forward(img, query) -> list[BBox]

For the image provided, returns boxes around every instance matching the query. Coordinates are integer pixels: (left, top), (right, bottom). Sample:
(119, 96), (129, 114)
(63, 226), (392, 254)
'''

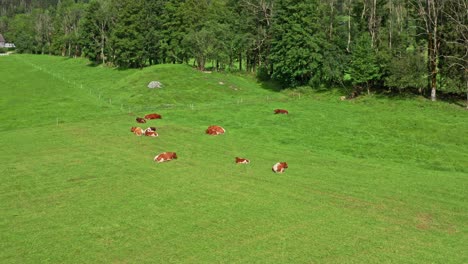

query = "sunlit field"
(1, 55), (466, 263)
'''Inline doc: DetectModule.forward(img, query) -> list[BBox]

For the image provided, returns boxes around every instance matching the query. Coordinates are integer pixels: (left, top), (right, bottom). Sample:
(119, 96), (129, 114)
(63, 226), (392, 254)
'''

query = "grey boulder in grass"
(148, 81), (163, 89)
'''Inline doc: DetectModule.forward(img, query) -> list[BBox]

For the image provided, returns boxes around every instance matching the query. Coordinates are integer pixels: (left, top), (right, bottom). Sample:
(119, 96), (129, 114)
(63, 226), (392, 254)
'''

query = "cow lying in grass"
(206, 125), (225, 135)
(274, 109), (289, 114)
(131, 127), (158, 137)
(144, 127), (158, 137)
(272, 162), (288, 173)
(131, 127), (144, 136)
(154, 152), (177, 163)
(235, 157), (250, 164)
(145, 113), (162, 119)
(136, 117), (146, 123)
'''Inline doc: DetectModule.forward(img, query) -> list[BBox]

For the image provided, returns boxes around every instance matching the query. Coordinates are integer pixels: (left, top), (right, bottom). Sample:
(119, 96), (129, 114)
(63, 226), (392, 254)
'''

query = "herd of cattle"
(130, 109), (289, 173)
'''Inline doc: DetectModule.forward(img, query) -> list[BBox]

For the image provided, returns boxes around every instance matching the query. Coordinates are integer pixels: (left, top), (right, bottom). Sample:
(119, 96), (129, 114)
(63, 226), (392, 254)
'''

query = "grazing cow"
(274, 109), (289, 114)
(136, 117), (146, 123)
(131, 127), (144, 136)
(206, 125), (225, 135)
(154, 152), (177, 163)
(235, 157), (250, 164)
(272, 162), (288, 173)
(144, 127), (159, 137)
(145, 113), (162, 119)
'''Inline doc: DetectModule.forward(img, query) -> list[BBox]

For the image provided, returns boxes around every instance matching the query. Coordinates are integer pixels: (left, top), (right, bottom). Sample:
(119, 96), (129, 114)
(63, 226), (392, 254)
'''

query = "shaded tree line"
(1, 0), (466, 101)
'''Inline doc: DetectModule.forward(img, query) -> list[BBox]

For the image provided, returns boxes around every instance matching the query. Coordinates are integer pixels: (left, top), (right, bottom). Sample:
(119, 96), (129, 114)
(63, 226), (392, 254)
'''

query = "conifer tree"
(270, 0), (325, 87)
(110, 0), (147, 68)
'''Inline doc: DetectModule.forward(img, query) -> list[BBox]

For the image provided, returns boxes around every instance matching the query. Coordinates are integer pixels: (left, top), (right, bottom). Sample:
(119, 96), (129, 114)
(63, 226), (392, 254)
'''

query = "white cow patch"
(154, 155), (165, 162)
(272, 163), (283, 173)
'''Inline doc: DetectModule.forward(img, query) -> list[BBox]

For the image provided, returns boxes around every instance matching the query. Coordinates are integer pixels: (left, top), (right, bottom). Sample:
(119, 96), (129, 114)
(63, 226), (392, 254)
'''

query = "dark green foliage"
(0, 0), (466, 96)
(80, 0), (111, 63)
(179, 0), (235, 70)
(143, 0), (167, 65)
(345, 34), (382, 93)
(256, 65), (270, 81)
(385, 46), (426, 92)
(110, 0), (147, 68)
(183, 27), (217, 71)
(270, 0), (325, 87)
(51, 0), (85, 57)
(7, 13), (35, 53)
(157, 0), (185, 64)
(438, 0), (468, 94)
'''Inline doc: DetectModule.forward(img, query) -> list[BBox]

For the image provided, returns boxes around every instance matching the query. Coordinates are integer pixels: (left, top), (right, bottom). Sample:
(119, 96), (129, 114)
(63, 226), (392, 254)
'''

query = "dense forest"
(1, 0), (467, 101)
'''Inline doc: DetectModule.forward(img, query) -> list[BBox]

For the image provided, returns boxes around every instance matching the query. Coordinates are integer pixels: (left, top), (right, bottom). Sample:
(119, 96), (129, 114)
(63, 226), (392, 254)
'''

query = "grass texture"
(0, 55), (467, 263)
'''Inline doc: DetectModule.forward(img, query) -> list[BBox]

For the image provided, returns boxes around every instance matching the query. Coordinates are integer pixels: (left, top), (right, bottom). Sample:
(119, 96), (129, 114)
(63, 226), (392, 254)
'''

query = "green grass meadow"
(0, 55), (467, 263)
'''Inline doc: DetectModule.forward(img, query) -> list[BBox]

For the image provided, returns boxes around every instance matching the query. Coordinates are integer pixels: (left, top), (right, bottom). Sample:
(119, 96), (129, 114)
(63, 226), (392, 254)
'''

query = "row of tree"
(1, 0), (467, 101)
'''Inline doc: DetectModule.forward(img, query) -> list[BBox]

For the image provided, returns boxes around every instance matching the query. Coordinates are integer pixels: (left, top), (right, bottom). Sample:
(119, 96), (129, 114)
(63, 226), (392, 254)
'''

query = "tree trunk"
(101, 31), (105, 64)
(389, 0), (392, 50)
(465, 75), (468, 109)
(197, 57), (205, 71)
(346, 0), (352, 52)
(430, 71), (437, 101)
(239, 53), (242, 71)
(329, 0), (334, 40)
(368, 0), (378, 48)
(419, 0), (440, 101)
(465, 90), (467, 109)
(428, 34), (437, 101)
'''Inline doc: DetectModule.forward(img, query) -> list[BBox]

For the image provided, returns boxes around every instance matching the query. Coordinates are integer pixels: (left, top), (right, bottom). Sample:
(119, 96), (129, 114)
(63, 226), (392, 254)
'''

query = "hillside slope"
(0, 55), (466, 263)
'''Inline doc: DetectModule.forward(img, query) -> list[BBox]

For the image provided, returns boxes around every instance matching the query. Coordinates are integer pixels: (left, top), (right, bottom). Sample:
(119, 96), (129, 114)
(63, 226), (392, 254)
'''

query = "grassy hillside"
(0, 54), (467, 263)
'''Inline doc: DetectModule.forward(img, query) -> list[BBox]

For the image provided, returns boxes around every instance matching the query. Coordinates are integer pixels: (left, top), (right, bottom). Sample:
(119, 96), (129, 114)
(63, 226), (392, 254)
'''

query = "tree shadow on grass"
(370, 88), (467, 108)
(258, 78), (283, 92)
(85, 61), (101, 67)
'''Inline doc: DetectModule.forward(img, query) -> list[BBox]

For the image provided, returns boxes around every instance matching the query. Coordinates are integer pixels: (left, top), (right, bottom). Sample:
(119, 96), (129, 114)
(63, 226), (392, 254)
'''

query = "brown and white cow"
(131, 127), (144, 136)
(272, 162), (288, 173)
(154, 152), (178, 163)
(206, 125), (225, 135)
(144, 127), (159, 137)
(145, 113), (162, 119)
(136, 117), (146, 123)
(235, 157), (250, 164)
(274, 109), (289, 114)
